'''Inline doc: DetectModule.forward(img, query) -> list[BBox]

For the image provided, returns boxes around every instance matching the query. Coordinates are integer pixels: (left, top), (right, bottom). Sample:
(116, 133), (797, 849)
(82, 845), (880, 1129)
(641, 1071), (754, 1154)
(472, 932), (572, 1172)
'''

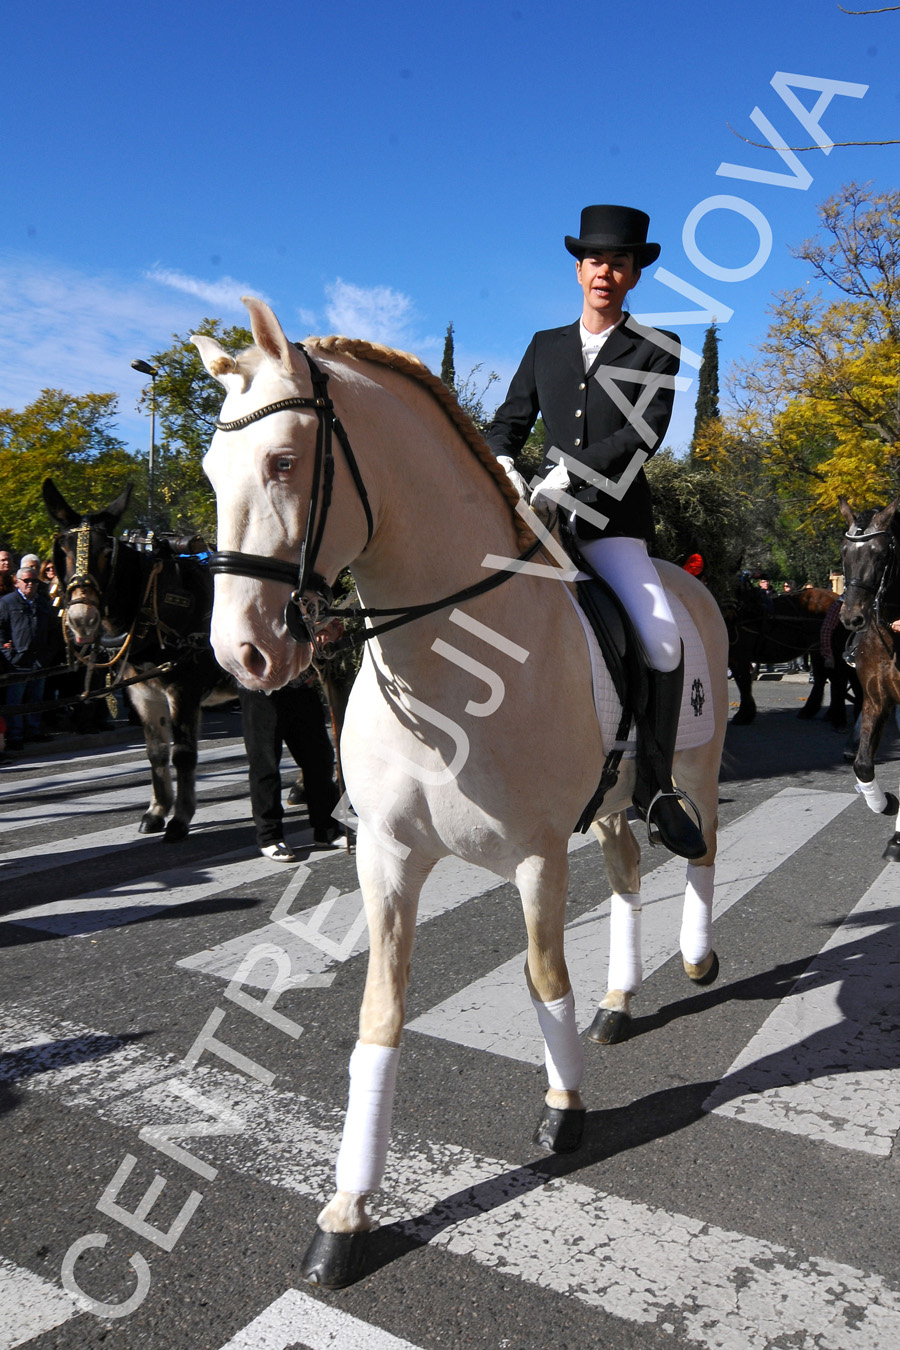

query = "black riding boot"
(632, 654), (707, 860)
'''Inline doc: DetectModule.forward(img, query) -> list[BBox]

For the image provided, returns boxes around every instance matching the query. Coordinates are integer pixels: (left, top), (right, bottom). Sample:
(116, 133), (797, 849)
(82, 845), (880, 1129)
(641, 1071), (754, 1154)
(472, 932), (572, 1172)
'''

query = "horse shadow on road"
(357, 900), (900, 1282)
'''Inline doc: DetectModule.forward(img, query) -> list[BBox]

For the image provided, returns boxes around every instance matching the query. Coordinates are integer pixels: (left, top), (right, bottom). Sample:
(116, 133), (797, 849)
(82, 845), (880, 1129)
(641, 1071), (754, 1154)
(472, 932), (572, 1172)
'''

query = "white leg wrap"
(531, 989), (584, 1091)
(607, 892), (642, 994)
(334, 1041), (400, 1195)
(681, 863), (715, 965)
(855, 776), (888, 814)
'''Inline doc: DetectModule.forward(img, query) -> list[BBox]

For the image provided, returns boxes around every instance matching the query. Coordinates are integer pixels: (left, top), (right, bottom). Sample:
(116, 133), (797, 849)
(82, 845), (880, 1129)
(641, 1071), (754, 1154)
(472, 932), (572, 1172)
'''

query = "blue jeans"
(5, 674), (44, 742)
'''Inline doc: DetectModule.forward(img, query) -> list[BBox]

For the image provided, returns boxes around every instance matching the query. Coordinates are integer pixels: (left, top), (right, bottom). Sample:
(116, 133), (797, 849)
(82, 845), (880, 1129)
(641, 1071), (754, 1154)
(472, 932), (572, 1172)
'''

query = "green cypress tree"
(691, 321), (720, 449)
(440, 322), (456, 390)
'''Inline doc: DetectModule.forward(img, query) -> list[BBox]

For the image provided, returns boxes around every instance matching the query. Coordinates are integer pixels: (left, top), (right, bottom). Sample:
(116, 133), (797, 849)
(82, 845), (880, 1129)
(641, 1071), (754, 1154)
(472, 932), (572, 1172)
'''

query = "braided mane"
(307, 335), (537, 553)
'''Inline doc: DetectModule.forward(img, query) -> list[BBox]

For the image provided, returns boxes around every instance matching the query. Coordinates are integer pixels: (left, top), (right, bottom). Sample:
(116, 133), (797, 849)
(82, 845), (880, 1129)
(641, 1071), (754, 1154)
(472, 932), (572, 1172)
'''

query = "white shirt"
(580, 315), (624, 372)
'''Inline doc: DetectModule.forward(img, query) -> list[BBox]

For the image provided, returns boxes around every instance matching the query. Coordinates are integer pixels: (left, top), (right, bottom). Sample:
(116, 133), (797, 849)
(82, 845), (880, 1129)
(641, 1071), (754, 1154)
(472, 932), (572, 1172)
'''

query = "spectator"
(0, 549), (15, 598)
(0, 567), (54, 751)
(239, 647), (343, 862)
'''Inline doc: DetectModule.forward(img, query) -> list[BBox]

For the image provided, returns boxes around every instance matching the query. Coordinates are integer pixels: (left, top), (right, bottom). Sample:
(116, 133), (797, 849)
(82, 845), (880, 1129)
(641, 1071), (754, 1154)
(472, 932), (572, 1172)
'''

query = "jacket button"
(574, 438), (581, 447)
(579, 382), (586, 390)
(574, 409), (582, 418)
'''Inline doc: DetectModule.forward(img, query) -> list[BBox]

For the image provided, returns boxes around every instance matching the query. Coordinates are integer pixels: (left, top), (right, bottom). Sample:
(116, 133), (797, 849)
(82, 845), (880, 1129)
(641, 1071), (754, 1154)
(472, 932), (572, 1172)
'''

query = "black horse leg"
(797, 653), (824, 719)
(129, 681), (174, 834)
(166, 692), (202, 841)
(728, 653), (757, 725)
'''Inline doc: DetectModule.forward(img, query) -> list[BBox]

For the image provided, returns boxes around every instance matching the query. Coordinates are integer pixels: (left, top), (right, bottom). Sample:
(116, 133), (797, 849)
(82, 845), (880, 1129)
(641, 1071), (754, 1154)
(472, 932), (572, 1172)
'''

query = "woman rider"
(486, 203), (706, 860)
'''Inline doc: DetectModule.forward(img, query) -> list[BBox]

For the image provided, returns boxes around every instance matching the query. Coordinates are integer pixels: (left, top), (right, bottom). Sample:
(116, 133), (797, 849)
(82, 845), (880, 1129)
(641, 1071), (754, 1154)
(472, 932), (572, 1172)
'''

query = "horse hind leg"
(681, 862), (718, 984)
(128, 683), (173, 834)
(587, 811), (642, 1046)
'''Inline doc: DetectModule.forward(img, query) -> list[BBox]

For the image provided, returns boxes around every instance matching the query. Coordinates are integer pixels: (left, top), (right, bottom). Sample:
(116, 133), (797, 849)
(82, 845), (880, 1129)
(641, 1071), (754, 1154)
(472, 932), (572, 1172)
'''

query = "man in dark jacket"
(0, 567), (54, 749)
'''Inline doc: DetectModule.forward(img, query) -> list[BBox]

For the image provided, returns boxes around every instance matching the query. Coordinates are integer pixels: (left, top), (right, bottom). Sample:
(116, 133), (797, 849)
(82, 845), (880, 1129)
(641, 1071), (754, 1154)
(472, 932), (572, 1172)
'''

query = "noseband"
(207, 344), (544, 652)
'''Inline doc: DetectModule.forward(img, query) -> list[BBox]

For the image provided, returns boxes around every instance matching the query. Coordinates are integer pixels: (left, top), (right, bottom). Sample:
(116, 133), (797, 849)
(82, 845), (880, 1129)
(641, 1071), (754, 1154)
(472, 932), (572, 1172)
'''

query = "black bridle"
(842, 524), (898, 628)
(207, 343), (543, 652)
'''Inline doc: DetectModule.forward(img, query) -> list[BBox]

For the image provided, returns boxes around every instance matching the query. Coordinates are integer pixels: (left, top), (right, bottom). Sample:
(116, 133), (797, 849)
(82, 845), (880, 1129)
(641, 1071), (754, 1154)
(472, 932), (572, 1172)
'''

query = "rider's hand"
(530, 461), (570, 526)
(496, 455), (528, 499)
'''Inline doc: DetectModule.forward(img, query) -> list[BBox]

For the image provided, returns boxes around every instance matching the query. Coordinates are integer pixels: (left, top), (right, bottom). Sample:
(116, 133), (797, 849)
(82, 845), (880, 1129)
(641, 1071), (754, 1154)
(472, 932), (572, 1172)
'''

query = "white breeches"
(579, 535), (680, 672)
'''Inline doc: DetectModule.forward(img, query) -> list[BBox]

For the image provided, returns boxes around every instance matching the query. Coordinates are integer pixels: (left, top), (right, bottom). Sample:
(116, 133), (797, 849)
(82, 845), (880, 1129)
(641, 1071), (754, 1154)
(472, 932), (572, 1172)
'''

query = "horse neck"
(339, 372), (521, 613)
(103, 541), (148, 631)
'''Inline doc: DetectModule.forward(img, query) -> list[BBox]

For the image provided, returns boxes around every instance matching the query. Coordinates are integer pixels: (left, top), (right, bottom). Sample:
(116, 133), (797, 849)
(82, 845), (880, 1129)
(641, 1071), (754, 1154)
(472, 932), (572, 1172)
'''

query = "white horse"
(195, 299), (729, 1288)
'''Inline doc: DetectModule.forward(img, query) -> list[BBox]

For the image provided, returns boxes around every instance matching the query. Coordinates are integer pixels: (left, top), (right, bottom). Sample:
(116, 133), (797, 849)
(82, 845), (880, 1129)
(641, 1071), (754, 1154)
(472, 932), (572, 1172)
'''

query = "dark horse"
(839, 497), (900, 859)
(43, 478), (235, 840)
(725, 584), (860, 726)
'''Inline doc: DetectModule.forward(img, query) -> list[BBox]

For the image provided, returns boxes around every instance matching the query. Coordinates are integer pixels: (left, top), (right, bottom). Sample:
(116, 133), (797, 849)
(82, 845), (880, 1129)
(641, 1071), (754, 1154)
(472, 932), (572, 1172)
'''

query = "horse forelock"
(302, 335), (538, 554)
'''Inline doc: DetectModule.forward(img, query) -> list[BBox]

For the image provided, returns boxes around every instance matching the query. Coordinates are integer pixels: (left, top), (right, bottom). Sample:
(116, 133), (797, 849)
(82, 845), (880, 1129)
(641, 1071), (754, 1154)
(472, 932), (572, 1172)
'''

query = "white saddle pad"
(565, 583), (714, 757)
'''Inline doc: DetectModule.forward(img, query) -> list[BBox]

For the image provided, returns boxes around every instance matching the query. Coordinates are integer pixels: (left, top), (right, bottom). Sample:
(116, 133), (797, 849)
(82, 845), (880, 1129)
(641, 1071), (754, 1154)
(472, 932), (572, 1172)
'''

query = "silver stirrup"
(645, 787), (703, 848)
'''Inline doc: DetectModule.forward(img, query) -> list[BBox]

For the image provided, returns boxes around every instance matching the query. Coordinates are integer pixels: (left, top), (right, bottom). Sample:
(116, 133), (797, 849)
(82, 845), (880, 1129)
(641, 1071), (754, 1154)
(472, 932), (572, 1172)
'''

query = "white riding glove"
(497, 455), (528, 499)
(530, 460), (571, 525)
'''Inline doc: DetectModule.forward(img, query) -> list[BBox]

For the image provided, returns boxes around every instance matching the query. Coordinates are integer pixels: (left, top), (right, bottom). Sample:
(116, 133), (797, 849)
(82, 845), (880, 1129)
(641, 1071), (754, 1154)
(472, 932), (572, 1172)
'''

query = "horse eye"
(275, 456), (294, 473)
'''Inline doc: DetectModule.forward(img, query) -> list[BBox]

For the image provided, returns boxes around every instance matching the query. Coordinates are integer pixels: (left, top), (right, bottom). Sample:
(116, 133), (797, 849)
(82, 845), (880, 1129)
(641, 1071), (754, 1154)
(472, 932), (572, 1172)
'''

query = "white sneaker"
(261, 841), (296, 863)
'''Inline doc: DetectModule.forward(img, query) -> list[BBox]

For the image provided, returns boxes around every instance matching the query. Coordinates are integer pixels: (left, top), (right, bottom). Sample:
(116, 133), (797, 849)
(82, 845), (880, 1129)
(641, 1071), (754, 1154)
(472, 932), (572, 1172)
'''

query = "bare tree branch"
(838, 5), (900, 13)
(726, 122), (900, 152)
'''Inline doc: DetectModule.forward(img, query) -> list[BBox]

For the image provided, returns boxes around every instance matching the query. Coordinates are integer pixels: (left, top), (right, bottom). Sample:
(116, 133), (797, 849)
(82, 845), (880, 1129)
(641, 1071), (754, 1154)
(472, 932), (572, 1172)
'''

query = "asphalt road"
(3, 673), (900, 1350)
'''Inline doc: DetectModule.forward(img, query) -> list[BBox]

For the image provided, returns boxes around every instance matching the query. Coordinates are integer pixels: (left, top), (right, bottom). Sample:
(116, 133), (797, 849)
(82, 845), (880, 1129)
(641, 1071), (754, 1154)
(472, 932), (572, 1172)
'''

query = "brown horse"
(839, 498), (900, 859)
(725, 585), (858, 726)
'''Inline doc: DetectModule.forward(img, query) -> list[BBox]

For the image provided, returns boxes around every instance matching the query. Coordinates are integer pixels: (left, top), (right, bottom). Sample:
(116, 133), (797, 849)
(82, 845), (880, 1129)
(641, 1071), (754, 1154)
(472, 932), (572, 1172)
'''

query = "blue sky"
(1, 0), (898, 462)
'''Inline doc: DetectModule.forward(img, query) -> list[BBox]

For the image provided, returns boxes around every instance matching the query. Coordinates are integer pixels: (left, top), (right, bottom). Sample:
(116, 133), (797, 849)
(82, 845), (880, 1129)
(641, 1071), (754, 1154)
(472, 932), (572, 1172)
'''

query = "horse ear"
(243, 297), (306, 376)
(99, 482), (133, 529)
(43, 478), (80, 529)
(191, 334), (251, 394)
(838, 497), (855, 528)
(872, 499), (899, 532)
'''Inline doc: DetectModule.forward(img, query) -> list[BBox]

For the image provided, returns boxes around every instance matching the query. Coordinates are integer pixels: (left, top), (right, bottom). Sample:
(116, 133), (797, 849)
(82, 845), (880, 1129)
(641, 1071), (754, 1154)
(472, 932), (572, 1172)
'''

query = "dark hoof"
(164, 818), (189, 842)
(587, 1007), (631, 1044)
(882, 792), (900, 817)
(532, 1104), (586, 1153)
(138, 814), (166, 834)
(300, 1227), (369, 1289)
(688, 950), (719, 985)
(796, 708), (815, 720)
(730, 709), (756, 726)
(882, 832), (900, 862)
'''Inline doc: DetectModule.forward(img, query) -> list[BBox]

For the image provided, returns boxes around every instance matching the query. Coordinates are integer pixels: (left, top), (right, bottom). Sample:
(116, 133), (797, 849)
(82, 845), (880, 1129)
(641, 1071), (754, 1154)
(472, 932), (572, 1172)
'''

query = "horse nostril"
(239, 642), (267, 680)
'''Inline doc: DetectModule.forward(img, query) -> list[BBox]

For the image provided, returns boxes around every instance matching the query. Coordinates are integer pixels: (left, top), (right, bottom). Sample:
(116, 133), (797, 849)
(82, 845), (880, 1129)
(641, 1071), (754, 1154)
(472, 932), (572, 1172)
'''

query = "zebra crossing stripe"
(407, 786), (856, 1063)
(0, 1256), (80, 1348)
(4, 1006), (900, 1350)
(175, 835), (594, 990)
(705, 859), (900, 1154)
(216, 1288), (425, 1350)
(0, 741), (249, 805)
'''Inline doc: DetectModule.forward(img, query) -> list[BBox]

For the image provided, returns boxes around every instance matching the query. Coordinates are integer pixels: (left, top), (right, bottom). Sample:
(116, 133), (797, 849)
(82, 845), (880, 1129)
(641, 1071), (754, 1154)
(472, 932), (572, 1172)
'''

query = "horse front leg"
(127, 681), (173, 834)
(301, 825), (435, 1289)
(587, 811), (642, 1045)
(165, 692), (202, 841)
(517, 849), (586, 1154)
(853, 694), (900, 858)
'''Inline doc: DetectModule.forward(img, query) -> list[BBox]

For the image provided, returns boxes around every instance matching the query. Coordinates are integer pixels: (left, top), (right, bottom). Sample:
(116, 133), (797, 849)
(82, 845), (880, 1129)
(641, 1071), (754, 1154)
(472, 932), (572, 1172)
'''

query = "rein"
(208, 343), (544, 651)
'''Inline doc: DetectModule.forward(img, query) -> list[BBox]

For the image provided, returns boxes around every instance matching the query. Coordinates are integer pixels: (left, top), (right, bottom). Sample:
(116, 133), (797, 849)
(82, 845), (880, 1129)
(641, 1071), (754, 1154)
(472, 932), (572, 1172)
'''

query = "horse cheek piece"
(839, 497), (900, 859)
(197, 298), (729, 1291)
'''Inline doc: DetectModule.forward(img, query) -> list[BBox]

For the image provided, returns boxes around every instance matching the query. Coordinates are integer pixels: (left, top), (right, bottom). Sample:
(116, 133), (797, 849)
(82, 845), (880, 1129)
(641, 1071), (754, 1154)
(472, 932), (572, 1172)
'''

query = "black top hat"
(565, 204), (660, 267)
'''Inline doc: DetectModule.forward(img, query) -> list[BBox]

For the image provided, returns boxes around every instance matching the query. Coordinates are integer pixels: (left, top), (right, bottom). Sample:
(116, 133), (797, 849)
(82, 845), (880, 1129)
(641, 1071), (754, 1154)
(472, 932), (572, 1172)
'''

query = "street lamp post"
(131, 359), (158, 529)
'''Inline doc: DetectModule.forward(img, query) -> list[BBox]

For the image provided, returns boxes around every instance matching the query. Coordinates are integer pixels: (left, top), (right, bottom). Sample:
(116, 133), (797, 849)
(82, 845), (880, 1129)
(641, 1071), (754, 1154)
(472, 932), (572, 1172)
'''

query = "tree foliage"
(646, 448), (752, 602)
(440, 322), (456, 389)
(136, 318), (253, 540)
(693, 182), (900, 584)
(691, 321), (720, 448)
(0, 389), (141, 554)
